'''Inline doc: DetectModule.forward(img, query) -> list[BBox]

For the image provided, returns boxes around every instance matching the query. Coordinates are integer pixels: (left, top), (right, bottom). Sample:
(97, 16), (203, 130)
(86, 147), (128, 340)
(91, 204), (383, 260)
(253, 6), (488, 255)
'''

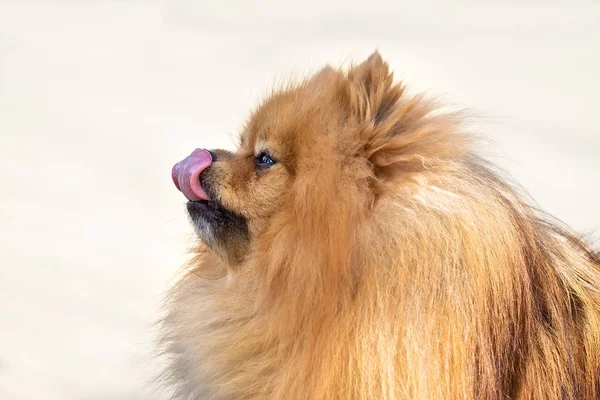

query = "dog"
(161, 52), (600, 399)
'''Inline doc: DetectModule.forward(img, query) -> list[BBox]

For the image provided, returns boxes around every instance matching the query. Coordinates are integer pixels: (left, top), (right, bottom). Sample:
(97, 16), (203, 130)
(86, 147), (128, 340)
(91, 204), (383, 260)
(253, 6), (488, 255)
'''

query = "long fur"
(160, 52), (600, 399)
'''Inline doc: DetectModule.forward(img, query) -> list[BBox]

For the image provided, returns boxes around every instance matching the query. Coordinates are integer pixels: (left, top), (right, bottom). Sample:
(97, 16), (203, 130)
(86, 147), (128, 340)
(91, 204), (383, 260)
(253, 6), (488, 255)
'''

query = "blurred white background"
(0, 1), (598, 399)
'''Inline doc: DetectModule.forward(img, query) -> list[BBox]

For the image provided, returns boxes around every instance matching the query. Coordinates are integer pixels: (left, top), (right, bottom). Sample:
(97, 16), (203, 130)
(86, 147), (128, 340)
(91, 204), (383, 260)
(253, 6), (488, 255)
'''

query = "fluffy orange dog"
(163, 53), (600, 399)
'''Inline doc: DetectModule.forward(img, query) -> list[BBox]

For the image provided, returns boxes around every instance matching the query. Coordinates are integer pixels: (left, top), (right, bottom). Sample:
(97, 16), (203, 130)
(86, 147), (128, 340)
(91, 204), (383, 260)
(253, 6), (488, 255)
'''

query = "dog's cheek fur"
(211, 156), (290, 233)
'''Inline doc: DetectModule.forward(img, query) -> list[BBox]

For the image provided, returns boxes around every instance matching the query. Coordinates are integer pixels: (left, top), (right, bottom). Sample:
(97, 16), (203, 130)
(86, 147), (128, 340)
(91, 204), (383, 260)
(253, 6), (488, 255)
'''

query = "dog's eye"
(255, 152), (277, 170)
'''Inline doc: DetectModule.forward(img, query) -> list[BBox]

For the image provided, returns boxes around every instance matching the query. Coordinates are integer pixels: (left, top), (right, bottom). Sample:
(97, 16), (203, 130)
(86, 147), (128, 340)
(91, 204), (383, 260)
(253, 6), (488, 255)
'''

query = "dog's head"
(172, 52), (466, 266)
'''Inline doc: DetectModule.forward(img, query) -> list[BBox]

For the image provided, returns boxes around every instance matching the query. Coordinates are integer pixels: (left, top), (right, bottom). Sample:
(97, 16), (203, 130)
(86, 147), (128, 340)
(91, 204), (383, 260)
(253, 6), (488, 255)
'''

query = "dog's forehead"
(246, 92), (315, 143)
(241, 71), (348, 158)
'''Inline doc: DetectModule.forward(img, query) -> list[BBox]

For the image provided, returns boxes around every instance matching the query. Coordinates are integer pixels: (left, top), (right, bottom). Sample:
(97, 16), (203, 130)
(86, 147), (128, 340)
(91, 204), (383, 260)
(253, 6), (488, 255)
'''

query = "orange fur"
(160, 52), (600, 399)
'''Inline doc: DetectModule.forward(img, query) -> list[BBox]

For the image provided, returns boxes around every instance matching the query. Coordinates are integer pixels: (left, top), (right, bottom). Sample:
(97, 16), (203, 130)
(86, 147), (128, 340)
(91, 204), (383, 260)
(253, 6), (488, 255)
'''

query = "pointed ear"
(347, 51), (403, 126)
(347, 52), (467, 179)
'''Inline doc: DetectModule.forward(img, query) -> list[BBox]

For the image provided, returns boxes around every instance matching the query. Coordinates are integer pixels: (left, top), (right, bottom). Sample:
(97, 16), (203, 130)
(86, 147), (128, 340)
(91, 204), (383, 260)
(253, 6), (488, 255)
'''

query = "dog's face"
(173, 63), (366, 264)
(174, 69), (356, 264)
(186, 132), (296, 264)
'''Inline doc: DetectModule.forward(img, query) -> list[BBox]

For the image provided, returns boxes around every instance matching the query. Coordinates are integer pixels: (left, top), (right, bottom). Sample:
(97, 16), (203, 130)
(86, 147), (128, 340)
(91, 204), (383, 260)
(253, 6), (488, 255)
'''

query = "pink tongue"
(171, 149), (212, 201)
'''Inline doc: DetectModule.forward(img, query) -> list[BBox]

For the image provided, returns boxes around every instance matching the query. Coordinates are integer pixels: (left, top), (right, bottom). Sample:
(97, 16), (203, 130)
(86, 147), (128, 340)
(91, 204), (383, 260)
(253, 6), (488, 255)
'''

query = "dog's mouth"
(173, 149), (250, 263)
(186, 199), (250, 261)
(186, 199), (245, 228)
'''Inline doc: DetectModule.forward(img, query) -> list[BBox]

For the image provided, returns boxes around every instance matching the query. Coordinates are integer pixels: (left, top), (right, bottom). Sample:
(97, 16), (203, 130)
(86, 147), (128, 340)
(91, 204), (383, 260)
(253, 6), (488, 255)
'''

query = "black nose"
(206, 150), (217, 162)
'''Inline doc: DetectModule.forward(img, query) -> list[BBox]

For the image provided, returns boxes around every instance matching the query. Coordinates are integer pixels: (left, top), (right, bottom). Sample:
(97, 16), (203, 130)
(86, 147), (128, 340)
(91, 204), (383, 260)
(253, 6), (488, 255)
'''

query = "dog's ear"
(346, 51), (402, 128)
(346, 52), (467, 180)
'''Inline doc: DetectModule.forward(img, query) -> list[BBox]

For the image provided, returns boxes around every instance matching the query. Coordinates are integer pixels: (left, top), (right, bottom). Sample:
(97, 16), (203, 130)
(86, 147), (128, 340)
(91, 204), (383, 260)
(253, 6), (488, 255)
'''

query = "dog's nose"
(171, 148), (213, 201)
(206, 150), (218, 162)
